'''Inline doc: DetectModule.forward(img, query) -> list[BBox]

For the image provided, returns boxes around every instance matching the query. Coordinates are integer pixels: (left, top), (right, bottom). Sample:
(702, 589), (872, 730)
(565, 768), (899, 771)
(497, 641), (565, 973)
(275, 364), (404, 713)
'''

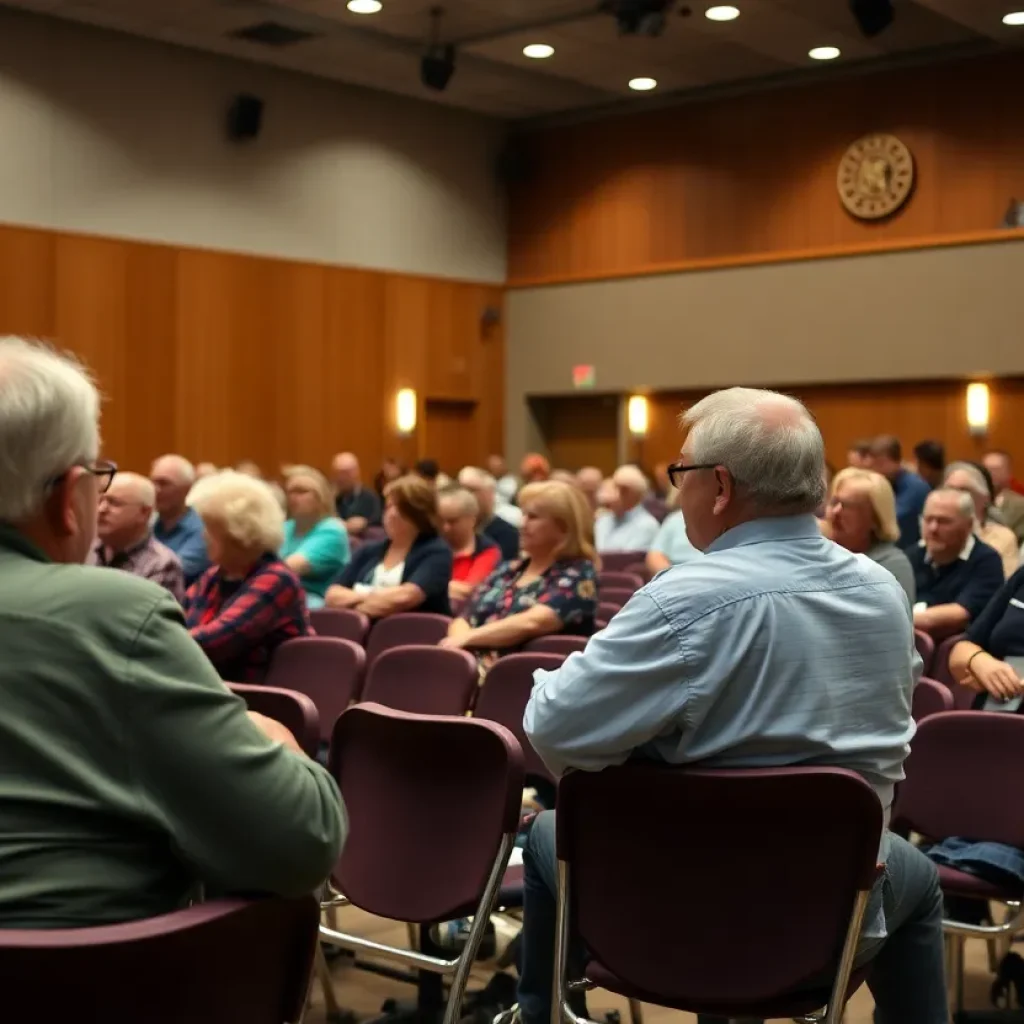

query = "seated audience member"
(151, 453), (209, 585)
(414, 458), (441, 487)
(88, 472), (184, 601)
(575, 466), (603, 511)
(373, 457), (405, 498)
(325, 475), (452, 617)
(438, 485), (501, 606)
(236, 460), (286, 510)
(332, 451), (382, 537)
(983, 450), (1024, 544)
(281, 465), (350, 609)
(185, 472), (310, 682)
(943, 461), (1019, 578)
(645, 492), (701, 575)
(908, 488), (1003, 639)
(847, 438), (872, 468)
(826, 468), (916, 603)
(594, 465), (660, 552)
(487, 453), (519, 504)
(913, 440), (945, 490)
(195, 461), (218, 479)
(949, 565), (1024, 707)
(868, 434), (932, 548)
(0, 337), (344, 927)
(442, 481), (597, 662)
(458, 467), (520, 562)
(510, 388), (942, 1024)
(519, 453), (550, 486)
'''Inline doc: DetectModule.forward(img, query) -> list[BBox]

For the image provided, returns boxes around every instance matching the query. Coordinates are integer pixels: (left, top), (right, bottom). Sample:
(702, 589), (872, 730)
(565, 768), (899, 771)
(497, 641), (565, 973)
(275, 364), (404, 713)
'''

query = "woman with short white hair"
(184, 470), (310, 681)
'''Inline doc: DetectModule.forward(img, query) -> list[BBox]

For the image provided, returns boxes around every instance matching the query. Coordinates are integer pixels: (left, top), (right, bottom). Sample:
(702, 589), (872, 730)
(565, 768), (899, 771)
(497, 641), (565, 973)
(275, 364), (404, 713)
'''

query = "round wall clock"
(837, 133), (915, 220)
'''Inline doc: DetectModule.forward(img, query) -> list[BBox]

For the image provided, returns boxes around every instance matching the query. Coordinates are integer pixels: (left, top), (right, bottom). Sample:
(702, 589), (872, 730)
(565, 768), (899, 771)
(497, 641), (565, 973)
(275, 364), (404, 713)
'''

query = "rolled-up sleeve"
(524, 590), (685, 778)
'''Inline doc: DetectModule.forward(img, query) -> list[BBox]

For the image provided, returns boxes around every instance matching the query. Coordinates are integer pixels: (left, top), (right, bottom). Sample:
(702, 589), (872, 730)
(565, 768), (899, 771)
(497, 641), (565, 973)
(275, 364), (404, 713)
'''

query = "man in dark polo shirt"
(908, 487), (1003, 639)
(331, 452), (381, 537)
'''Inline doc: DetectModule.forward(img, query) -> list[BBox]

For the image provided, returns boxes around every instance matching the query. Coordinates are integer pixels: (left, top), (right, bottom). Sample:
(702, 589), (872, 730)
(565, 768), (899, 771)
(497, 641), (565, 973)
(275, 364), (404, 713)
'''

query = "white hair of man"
(458, 466), (496, 492)
(612, 464), (649, 496)
(0, 337), (100, 523)
(153, 454), (196, 486)
(942, 461), (991, 510)
(113, 471), (156, 508)
(927, 487), (976, 521)
(188, 470), (284, 553)
(682, 387), (826, 511)
(439, 485), (480, 519)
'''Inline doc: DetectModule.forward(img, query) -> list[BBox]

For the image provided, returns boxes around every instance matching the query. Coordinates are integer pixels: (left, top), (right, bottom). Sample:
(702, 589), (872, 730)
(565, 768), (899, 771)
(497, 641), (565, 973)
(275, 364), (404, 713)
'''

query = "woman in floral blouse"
(440, 480), (597, 663)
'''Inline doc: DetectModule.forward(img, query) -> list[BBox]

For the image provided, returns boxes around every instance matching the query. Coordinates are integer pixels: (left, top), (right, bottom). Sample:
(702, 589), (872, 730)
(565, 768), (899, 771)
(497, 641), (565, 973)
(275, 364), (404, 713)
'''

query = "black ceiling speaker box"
(849, 0), (894, 37)
(421, 45), (456, 91)
(226, 94), (264, 142)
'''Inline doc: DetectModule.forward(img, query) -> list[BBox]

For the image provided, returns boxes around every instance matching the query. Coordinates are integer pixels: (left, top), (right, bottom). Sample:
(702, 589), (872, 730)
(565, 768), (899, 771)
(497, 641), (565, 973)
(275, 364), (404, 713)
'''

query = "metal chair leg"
(406, 922), (419, 949)
(626, 999), (644, 1024)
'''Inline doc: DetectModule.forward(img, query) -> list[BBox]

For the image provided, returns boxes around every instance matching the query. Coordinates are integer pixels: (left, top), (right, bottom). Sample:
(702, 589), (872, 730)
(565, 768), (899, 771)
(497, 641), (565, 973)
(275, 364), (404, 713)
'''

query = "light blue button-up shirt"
(153, 507), (209, 586)
(526, 514), (920, 823)
(594, 504), (660, 552)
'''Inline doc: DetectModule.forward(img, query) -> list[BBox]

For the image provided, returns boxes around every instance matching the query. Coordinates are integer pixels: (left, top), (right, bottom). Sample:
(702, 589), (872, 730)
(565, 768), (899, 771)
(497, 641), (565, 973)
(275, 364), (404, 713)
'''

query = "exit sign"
(572, 364), (596, 389)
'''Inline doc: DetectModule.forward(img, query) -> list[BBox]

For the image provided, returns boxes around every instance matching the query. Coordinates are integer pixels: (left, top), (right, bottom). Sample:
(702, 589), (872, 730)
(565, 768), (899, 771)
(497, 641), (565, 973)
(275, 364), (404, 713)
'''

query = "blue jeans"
(517, 811), (947, 1024)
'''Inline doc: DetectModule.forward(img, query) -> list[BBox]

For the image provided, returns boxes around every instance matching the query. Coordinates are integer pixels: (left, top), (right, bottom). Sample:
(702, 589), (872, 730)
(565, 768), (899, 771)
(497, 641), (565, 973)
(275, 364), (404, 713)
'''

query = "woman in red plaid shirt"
(184, 471), (310, 682)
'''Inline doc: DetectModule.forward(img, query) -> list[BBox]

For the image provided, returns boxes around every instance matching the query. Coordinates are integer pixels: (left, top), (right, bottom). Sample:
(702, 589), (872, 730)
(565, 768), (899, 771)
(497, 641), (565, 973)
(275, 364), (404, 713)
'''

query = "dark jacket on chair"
(333, 534), (452, 616)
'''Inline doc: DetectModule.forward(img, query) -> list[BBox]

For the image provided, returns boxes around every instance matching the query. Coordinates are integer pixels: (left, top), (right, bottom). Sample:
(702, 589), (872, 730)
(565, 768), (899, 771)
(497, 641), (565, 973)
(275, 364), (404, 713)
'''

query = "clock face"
(837, 134), (914, 220)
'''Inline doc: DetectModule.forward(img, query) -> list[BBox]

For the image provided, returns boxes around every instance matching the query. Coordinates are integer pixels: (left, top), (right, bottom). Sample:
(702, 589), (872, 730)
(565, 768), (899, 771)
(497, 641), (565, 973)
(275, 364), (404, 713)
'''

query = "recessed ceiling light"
(1003, 11), (1024, 25)
(523, 43), (554, 58)
(705, 5), (740, 20)
(628, 76), (658, 91)
(347, 0), (382, 13)
(808, 45), (841, 60)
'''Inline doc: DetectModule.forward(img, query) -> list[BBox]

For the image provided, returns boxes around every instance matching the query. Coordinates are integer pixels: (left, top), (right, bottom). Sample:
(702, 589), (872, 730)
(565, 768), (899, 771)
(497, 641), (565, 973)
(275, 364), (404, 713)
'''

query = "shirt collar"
(614, 504), (644, 525)
(706, 514), (822, 555)
(922, 533), (975, 565)
(94, 530), (153, 562)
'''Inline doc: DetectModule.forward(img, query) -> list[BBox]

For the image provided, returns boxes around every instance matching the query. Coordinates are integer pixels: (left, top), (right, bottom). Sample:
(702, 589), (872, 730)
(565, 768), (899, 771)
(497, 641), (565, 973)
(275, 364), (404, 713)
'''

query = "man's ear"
(712, 467), (732, 517)
(43, 474), (78, 538)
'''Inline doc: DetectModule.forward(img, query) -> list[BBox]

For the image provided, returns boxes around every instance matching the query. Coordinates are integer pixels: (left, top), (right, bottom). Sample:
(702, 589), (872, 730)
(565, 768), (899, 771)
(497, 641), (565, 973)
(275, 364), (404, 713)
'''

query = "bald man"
(331, 452), (381, 536)
(89, 472), (184, 601)
(151, 454), (209, 585)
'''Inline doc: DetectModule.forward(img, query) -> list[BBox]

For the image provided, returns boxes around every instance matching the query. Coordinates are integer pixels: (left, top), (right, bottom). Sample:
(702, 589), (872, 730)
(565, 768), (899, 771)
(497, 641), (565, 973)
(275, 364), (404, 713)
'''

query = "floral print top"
(465, 557), (598, 638)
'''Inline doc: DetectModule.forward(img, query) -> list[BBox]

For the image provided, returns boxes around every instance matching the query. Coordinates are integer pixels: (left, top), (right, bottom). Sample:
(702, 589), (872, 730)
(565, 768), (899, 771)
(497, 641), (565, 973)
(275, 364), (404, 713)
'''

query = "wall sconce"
(395, 388), (417, 436)
(966, 382), (990, 438)
(627, 395), (649, 438)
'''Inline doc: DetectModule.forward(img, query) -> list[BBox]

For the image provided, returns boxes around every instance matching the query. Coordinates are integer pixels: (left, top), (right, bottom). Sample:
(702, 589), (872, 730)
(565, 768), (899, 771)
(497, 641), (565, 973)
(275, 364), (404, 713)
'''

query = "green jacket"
(0, 524), (346, 928)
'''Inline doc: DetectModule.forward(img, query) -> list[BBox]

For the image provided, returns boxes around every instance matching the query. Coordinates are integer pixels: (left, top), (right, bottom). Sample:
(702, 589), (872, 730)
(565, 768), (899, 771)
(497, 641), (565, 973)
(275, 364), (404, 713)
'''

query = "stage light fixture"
(705, 5), (740, 20)
(523, 43), (555, 58)
(347, 0), (382, 12)
(809, 45), (841, 60)
(628, 76), (658, 90)
(603, 0), (673, 37)
(420, 6), (455, 92)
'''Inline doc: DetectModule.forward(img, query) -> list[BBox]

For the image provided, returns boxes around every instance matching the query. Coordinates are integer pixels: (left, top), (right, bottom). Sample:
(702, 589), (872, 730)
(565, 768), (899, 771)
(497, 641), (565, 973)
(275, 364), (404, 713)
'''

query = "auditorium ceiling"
(3, 0), (1021, 119)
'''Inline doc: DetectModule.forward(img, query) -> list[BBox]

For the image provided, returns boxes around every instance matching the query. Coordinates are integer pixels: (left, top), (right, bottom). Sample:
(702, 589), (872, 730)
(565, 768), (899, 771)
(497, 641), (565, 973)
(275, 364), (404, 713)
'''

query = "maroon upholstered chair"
(524, 634), (588, 657)
(309, 607), (370, 645)
(364, 612), (452, 667)
(475, 652), (564, 783)
(598, 587), (635, 610)
(264, 636), (367, 741)
(555, 764), (882, 1024)
(229, 683), (320, 757)
(599, 551), (648, 572)
(930, 631), (965, 690)
(643, 497), (669, 522)
(0, 895), (319, 1023)
(623, 560), (650, 582)
(598, 571), (644, 593)
(893, 711), (1024, 1016)
(596, 602), (620, 631)
(914, 629), (936, 675)
(911, 677), (954, 722)
(321, 703), (524, 1024)
(362, 645), (478, 715)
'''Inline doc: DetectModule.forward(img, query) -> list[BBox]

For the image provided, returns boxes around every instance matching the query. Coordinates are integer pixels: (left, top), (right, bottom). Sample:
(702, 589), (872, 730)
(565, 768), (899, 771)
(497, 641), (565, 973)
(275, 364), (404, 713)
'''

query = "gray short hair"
(152, 454), (195, 487)
(0, 337), (100, 522)
(942, 462), (991, 507)
(612, 464), (648, 496)
(926, 487), (975, 521)
(457, 466), (496, 492)
(438, 485), (479, 518)
(682, 387), (826, 511)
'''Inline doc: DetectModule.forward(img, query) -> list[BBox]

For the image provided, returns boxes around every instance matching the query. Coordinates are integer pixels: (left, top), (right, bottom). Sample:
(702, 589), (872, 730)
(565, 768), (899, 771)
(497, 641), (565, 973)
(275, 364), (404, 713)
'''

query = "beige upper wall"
(0, 8), (506, 282)
(505, 238), (1024, 456)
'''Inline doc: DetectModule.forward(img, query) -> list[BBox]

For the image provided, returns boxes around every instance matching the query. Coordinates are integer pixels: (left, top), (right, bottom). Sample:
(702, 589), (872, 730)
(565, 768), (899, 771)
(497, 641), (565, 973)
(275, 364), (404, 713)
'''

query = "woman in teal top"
(280, 466), (350, 608)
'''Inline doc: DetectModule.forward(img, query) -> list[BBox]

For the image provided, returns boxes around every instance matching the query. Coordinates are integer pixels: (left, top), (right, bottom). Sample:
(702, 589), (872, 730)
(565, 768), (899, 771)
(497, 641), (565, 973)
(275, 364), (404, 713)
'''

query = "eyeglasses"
(667, 460), (719, 489)
(48, 459), (118, 495)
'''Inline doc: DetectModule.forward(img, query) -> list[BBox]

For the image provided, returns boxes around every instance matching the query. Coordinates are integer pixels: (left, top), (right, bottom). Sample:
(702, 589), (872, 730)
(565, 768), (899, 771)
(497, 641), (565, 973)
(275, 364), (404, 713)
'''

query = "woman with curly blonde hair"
(441, 480), (598, 660)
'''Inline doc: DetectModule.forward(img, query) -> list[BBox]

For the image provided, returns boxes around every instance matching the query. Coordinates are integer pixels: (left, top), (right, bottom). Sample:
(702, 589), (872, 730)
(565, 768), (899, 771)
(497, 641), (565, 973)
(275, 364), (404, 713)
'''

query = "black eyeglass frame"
(666, 460), (721, 489)
(46, 459), (118, 495)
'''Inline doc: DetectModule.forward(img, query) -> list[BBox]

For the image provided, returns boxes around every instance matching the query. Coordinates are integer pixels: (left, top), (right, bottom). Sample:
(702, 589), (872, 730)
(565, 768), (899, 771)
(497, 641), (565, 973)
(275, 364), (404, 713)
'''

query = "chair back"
(310, 607), (370, 645)
(264, 637), (366, 741)
(598, 587), (634, 610)
(895, 711), (1024, 848)
(0, 895), (319, 1023)
(362, 645), (478, 715)
(599, 551), (648, 572)
(596, 602), (620, 630)
(330, 703), (524, 923)
(914, 629), (935, 675)
(930, 632), (965, 690)
(643, 497), (669, 523)
(524, 635), (588, 657)
(557, 764), (881, 1015)
(598, 571), (644, 592)
(475, 653), (564, 781)
(365, 612), (452, 667)
(229, 684), (321, 757)
(911, 677), (954, 722)
(623, 560), (650, 582)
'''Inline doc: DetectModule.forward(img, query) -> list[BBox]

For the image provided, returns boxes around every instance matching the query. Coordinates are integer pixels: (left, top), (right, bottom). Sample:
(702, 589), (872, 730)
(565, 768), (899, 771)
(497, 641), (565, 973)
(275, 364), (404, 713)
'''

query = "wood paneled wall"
(508, 50), (1024, 285)
(628, 379), (1024, 474)
(0, 224), (504, 478)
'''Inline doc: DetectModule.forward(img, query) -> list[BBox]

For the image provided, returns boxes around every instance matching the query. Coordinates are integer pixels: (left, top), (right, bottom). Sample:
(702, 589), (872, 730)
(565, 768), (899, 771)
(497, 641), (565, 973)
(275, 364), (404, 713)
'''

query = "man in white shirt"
(593, 465), (660, 552)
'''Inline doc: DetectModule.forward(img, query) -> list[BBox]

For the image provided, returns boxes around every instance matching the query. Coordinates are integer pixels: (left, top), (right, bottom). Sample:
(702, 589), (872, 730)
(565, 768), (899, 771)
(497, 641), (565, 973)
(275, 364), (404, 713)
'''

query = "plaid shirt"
(87, 533), (184, 603)
(183, 553), (310, 683)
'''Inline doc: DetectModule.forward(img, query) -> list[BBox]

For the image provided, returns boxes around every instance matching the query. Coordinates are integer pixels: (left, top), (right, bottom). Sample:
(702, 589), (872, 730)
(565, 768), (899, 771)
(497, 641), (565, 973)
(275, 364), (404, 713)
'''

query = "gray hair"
(457, 466), (496, 492)
(926, 487), (975, 521)
(942, 462), (991, 508)
(438, 485), (480, 519)
(188, 470), (284, 553)
(681, 387), (826, 511)
(151, 454), (195, 487)
(0, 337), (100, 522)
(612, 464), (649, 496)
